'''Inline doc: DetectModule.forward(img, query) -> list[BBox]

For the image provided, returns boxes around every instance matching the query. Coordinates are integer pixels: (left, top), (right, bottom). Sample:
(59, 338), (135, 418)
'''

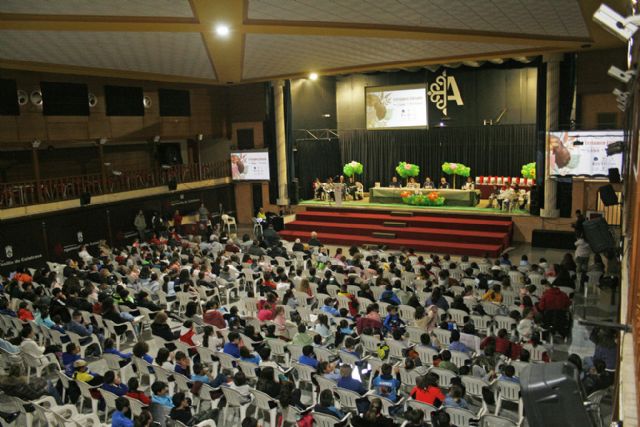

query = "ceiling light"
(309, 73), (318, 81)
(215, 24), (230, 37)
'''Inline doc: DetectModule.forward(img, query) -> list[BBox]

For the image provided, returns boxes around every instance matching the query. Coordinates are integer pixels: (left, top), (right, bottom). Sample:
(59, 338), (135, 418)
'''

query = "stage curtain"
(295, 139), (341, 200)
(338, 124), (536, 189)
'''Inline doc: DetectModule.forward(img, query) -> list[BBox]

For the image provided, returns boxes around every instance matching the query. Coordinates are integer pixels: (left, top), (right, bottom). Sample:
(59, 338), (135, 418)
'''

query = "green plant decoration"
(521, 162), (536, 179)
(343, 161), (363, 177)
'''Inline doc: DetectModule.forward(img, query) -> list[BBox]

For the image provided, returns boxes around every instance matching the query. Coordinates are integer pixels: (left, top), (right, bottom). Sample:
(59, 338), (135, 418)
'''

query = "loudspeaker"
(168, 179), (177, 191)
(80, 192), (91, 206)
(598, 184), (618, 206)
(608, 168), (621, 183)
(521, 362), (595, 427)
(583, 217), (616, 253)
(290, 178), (300, 204)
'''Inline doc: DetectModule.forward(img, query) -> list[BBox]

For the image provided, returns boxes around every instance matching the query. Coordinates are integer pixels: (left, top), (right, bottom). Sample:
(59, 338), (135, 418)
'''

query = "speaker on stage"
(529, 185), (540, 216)
(608, 168), (621, 183)
(80, 192), (91, 206)
(168, 179), (177, 191)
(598, 184), (618, 206)
(290, 178), (300, 205)
(521, 362), (596, 427)
(583, 217), (615, 253)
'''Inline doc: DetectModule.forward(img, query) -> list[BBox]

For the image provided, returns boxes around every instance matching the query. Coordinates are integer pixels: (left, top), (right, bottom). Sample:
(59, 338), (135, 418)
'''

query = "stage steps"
(280, 207), (513, 257)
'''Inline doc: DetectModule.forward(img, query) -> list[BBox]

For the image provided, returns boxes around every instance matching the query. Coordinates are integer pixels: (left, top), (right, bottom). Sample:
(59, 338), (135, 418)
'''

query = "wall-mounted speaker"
(88, 93), (98, 108)
(608, 168), (621, 183)
(80, 192), (91, 206)
(30, 89), (43, 107)
(168, 179), (177, 191)
(583, 217), (615, 253)
(598, 184), (618, 206)
(17, 89), (28, 106)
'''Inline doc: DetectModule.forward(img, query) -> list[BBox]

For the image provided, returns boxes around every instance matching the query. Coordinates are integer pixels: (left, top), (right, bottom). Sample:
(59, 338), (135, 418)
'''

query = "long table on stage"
(369, 187), (481, 206)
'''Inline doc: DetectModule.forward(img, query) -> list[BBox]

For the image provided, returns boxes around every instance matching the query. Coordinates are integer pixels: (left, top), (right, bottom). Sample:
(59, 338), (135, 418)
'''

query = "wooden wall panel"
(0, 117), (18, 141)
(16, 112), (47, 141)
(161, 117), (190, 137)
(46, 116), (90, 141)
(109, 117), (145, 139)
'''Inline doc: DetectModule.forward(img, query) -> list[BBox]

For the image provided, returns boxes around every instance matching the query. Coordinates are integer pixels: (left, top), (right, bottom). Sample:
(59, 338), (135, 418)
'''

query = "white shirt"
(575, 238), (591, 258)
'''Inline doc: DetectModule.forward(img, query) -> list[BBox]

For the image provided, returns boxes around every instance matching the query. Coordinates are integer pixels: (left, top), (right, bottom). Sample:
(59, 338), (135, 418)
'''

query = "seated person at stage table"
(347, 176), (363, 200)
(423, 177), (434, 189)
(389, 176), (402, 188)
(497, 184), (516, 209)
(439, 177), (450, 189)
(462, 176), (475, 190)
(324, 177), (336, 200)
(406, 177), (420, 189)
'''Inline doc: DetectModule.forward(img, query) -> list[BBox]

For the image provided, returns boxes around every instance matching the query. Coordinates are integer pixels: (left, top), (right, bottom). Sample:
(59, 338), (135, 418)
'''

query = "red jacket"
(126, 390), (150, 405)
(537, 287), (571, 312)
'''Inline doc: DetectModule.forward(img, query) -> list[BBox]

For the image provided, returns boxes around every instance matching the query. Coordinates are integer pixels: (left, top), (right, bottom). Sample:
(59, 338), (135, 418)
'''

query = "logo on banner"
(428, 70), (463, 116)
(4, 246), (13, 259)
(77, 231), (84, 243)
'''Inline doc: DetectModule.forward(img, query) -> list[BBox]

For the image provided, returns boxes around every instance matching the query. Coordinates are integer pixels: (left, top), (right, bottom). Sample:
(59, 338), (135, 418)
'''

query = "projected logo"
(428, 70), (463, 116)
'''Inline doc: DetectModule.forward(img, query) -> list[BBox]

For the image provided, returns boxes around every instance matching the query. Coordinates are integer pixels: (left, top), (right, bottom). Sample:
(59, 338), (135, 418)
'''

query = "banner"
(549, 130), (623, 177)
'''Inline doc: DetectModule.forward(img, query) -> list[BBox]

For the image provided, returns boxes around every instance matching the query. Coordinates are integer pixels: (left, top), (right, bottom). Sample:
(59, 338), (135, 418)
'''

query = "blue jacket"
(380, 290), (401, 305)
(223, 342), (240, 358)
(112, 411), (133, 427)
(337, 377), (366, 395)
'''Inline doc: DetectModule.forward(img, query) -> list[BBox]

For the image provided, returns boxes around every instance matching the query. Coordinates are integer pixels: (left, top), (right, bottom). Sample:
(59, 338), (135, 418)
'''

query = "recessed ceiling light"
(309, 72), (318, 80)
(215, 24), (230, 37)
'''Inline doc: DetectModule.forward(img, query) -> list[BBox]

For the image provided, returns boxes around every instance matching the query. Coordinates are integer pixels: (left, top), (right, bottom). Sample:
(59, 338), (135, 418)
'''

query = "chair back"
(481, 302), (502, 316)
(469, 314), (493, 334)
(250, 389), (276, 411)
(406, 399), (437, 423)
(334, 387), (361, 411)
(173, 372), (192, 394)
(405, 326), (425, 344)
(315, 346), (336, 363)
(103, 353), (124, 371)
(447, 308), (467, 325)
(221, 386), (249, 407)
(312, 412), (350, 427)
(153, 365), (174, 385)
(415, 346), (439, 366)
(398, 366), (420, 389)
(287, 344), (304, 361)
(132, 356), (154, 380)
(360, 334), (381, 355)
(432, 328), (452, 346)
(125, 396), (149, 417)
(237, 360), (259, 382)
(101, 388), (120, 414)
(479, 414), (518, 427)
(429, 367), (457, 388)
(398, 305), (416, 322)
(449, 350), (470, 367)
(445, 407), (477, 427)
(494, 315), (516, 333)
(215, 351), (238, 371)
(315, 375), (337, 393)
(497, 380), (521, 402)
(386, 339), (406, 360)
(293, 361), (316, 383)
(365, 394), (397, 416)
(461, 375), (489, 399)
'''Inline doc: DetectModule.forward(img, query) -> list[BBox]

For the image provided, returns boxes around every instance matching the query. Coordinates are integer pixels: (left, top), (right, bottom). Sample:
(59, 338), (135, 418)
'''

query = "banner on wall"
(549, 130), (623, 177)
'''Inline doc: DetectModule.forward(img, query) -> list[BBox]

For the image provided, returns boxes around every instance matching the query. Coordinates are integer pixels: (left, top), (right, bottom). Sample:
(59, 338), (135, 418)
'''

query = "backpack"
(377, 343), (390, 360)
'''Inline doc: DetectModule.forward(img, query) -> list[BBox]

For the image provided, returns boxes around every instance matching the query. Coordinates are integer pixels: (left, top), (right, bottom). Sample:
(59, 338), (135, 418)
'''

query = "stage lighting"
(215, 24), (230, 37)
(593, 4), (640, 42)
(309, 73), (318, 81)
(608, 65), (635, 83)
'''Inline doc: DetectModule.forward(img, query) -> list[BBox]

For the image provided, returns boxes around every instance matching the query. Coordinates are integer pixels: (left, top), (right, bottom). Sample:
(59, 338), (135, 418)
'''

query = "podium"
(334, 185), (343, 206)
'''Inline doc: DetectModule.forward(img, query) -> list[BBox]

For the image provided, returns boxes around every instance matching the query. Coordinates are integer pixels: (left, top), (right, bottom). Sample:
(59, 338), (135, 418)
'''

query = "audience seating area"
(0, 228), (613, 427)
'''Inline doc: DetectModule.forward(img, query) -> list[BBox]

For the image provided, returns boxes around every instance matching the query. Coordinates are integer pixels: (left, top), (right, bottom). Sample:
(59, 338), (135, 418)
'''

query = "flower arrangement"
(521, 162), (536, 179)
(441, 162), (471, 189)
(401, 191), (445, 206)
(395, 162), (420, 179)
(342, 161), (363, 177)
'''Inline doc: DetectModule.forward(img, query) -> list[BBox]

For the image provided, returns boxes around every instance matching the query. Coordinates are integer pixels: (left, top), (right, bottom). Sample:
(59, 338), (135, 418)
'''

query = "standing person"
(573, 210), (586, 236)
(173, 210), (183, 234)
(134, 210), (147, 241)
(197, 203), (209, 225)
(575, 233), (591, 288)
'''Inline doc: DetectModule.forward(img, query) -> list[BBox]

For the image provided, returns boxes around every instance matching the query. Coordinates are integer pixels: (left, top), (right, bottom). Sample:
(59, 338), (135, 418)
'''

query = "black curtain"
(338, 125), (536, 189)
(295, 139), (341, 200)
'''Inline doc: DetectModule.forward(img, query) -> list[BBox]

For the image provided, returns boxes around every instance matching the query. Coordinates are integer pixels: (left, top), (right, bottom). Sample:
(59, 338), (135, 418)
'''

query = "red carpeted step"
(279, 230), (503, 257)
(296, 211), (512, 233)
(285, 220), (509, 246)
(306, 206), (513, 222)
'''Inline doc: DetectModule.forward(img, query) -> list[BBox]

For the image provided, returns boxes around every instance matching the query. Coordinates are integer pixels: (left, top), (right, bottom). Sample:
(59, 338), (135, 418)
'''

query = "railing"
(0, 160), (230, 209)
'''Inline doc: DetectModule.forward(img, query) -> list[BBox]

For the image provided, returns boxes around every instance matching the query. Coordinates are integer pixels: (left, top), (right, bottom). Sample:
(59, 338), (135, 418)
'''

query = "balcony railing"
(0, 161), (230, 209)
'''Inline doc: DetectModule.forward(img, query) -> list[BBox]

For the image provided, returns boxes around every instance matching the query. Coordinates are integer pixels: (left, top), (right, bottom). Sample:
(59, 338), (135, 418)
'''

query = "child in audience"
(102, 370), (128, 396)
(240, 346), (262, 365)
(228, 371), (252, 404)
(154, 347), (175, 370)
(372, 363), (401, 403)
(174, 351), (191, 376)
(443, 384), (469, 409)
(383, 305), (405, 334)
(126, 377), (150, 405)
(151, 381), (173, 408)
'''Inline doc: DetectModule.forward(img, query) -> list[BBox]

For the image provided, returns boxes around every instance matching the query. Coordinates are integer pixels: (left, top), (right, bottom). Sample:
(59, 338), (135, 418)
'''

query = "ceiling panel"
(243, 34), (533, 79)
(0, 0), (194, 17)
(247, 0), (589, 38)
(0, 31), (215, 80)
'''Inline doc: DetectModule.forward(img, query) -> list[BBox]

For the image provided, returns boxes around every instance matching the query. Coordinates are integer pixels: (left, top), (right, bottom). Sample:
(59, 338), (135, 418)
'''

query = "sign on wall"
(549, 130), (623, 177)
(428, 70), (464, 116)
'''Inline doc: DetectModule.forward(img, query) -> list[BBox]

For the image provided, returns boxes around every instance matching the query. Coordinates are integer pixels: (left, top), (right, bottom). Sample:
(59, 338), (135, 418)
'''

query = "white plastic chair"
(221, 214), (237, 234)
(312, 411), (351, 427)
(446, 407), (478, 427)
(220, 386), (252, 425)
(406, 399), (437, 424)
(494, 380), (523, 423)
(479, 414), (518, 427)
(250, 389), (278, 427)
(429, 367), (457, 389)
